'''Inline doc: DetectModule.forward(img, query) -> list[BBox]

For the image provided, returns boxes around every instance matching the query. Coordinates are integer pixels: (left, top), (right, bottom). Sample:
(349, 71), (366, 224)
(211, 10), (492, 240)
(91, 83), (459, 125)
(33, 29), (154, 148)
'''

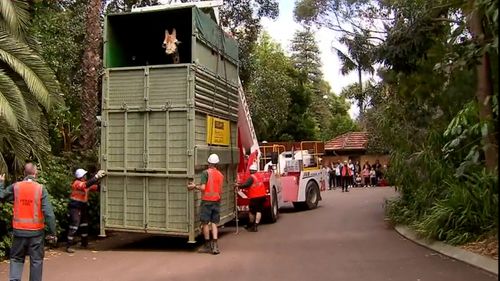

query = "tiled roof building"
(325, 131), (368, 151)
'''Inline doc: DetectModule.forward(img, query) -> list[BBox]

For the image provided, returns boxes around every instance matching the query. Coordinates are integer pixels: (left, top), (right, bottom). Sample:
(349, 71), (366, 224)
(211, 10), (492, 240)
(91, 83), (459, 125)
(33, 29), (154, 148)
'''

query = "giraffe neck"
(172, 50), (180, 64)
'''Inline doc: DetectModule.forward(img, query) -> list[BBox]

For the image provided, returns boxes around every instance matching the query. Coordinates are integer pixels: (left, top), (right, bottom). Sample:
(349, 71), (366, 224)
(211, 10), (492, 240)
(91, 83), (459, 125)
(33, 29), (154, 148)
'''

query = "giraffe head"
(162, 28), (180, 55)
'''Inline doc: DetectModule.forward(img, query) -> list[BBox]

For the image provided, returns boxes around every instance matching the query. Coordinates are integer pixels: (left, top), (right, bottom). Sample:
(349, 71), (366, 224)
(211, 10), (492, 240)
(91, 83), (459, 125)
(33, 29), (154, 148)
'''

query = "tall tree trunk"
(467, 0), (498, 172)
(80, 0), (103, 150)
(357, 66), (364, 126)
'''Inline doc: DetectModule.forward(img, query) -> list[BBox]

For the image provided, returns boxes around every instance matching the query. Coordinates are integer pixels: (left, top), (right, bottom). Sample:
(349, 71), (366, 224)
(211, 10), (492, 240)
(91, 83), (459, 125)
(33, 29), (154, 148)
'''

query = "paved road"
(1, 187), (496, 281)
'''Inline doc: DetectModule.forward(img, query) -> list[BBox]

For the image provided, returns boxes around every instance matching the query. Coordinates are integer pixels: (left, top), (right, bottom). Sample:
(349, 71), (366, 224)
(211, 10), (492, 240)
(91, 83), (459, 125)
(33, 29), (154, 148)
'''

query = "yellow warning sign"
(207, 116), (230, 146)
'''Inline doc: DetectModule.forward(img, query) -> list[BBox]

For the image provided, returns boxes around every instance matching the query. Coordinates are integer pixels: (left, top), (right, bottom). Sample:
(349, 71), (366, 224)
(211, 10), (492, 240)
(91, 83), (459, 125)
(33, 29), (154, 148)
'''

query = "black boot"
(211, 240), (220, 255)
(66, 242), (76, 253)
(245, 222), (255, 231)
(248, 223), (258, 232)
(81, 236), (88, 248)
(198, 240), (212, 254)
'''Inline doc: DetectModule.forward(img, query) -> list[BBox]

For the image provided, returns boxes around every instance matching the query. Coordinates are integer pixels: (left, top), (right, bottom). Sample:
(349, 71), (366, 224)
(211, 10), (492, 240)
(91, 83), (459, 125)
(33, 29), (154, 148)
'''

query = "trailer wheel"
(305, 181), (320, 210)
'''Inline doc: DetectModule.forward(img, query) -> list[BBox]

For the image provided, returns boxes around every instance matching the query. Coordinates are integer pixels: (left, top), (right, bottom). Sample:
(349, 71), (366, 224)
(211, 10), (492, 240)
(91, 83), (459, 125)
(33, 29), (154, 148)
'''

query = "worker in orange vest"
(341, 160), (353, 192)
(0, 162), (57, 281)
(66, 168), (106, 253)
(235, 164), (267, 232)
(187, 154), (224, 255)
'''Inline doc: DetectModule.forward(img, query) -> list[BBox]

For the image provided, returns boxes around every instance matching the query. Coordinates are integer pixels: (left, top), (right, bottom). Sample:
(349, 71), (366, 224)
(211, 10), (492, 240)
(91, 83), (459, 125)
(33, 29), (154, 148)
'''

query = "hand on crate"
(95, 170), (106, 179)
(187, 181), (196, 191)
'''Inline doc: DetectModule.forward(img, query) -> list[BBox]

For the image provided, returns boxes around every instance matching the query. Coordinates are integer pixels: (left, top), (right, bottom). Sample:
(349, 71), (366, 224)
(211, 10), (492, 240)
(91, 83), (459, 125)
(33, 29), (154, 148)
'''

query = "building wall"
(322, 153), (390, 167)
(360, 154), (390, 166)
(322, 155), (350, 166)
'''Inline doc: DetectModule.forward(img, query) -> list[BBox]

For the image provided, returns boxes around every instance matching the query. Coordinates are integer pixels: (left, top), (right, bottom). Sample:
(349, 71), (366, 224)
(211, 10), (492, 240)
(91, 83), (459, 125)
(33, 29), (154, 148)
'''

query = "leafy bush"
(385, 147), (498, 245)
(0, 203), (13, 260)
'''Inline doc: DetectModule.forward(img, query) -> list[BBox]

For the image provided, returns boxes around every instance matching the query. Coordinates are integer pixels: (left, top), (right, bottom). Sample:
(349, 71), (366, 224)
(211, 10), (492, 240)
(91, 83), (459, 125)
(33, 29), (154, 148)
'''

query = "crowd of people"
(323, 159), (387, 192)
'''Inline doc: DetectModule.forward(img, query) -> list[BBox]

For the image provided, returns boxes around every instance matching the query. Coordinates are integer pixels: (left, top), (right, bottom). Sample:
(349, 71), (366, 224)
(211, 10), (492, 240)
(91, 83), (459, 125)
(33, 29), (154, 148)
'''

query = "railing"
(300, 141), (324, 171)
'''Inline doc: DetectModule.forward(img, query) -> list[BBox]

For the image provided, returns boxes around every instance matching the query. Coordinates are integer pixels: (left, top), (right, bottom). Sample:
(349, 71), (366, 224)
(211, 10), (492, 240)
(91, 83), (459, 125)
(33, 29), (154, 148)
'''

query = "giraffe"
(162, 28), (181, 64)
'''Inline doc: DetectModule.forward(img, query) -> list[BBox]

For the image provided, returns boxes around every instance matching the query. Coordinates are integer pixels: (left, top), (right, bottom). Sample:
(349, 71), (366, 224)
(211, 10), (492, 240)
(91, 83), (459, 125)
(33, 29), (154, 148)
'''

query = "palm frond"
(0, 31), (62, 111)
(0, 88), (18, 130)
(0, 151), (7, 174)
(0, 69), (28, 126)
(0, 0), (30, 40)
(332, 46), (357, 75)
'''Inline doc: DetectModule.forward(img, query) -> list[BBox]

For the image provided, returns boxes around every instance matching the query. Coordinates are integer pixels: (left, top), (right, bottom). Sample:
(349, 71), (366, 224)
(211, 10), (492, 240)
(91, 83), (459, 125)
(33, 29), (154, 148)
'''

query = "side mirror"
(271, 152), (278, 164)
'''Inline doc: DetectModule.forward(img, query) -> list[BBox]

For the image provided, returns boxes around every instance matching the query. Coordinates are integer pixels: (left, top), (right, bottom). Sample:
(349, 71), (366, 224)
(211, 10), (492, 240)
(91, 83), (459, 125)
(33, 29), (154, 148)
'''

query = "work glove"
(95, 170), (106, 179)
(46, 234), (58, 248)
(187, 181), (196, 191)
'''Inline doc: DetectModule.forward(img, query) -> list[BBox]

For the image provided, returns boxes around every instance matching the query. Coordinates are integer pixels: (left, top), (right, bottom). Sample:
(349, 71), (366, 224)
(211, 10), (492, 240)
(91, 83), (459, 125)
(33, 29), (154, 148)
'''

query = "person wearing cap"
(235, 163), (266, 232)
(66, 168), (106, 253)
(0, 162), (57, 281)
(187, 154), (224, 255)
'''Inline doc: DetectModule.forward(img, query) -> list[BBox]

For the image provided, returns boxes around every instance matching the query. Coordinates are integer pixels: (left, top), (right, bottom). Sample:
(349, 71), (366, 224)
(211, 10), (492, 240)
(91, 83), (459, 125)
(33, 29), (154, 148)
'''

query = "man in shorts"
(188, 153), (223, 255)
(235, 164), (267, 232)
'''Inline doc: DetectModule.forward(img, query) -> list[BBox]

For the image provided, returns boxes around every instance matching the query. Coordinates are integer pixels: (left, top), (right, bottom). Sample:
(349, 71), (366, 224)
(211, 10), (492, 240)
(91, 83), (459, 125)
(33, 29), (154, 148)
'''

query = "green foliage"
(106, 0), (160, 13)
(290, 27), (323, 84)
(386, 152), (498, 245)
(0, 0), (63, 175)
(0, 201), (12, 259)
(288, 27), (356, 141)
(219, 0), (279, 90)
(247, 30), (355, 142)
(247, 33), (293, 140)
(279, 72), (318, 140)
(30, 0), (86, 154)
(415, 171), (498, 245)
(305, 0), (500, 245)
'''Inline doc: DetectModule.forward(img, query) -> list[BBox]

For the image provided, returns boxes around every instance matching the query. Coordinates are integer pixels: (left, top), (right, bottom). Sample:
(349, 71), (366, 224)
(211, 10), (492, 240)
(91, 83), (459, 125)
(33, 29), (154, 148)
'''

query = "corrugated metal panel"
(194, 66), (238, 121)
(194, 43), (238, 85)
(107, 69), (145, 108)
(149, 67), (188, 106)
(101, 64), (236, 239)
(105, 175), (189, 232)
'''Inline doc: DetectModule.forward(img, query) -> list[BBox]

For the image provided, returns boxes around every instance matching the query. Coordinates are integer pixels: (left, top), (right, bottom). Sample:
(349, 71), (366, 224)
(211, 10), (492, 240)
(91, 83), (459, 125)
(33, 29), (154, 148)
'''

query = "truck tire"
(265, 188), (279, 223)
(305, 181), (320, 210)
(292, 181), (320, 210)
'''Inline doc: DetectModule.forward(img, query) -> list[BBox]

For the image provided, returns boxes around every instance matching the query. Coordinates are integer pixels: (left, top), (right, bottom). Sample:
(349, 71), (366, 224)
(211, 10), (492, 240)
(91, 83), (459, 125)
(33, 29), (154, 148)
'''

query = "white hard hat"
(249, 164), (258, 171)
(207, 154), (220, 164)
(75, 168), (88, 179)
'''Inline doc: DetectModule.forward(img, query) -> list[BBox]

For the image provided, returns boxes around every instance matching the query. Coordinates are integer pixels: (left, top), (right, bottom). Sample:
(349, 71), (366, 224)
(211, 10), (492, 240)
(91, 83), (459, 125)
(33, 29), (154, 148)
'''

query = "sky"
(260, 0), (362, 119)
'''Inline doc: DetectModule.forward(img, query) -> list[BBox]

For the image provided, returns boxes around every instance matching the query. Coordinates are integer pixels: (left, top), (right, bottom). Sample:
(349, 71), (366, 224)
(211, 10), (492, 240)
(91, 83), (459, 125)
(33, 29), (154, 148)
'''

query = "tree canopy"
(293, 0), (498, 244)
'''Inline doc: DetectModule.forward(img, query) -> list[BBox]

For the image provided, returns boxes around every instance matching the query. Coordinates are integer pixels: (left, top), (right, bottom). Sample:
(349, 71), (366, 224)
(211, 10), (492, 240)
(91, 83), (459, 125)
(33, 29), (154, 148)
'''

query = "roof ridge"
(342, 132), (350, 150)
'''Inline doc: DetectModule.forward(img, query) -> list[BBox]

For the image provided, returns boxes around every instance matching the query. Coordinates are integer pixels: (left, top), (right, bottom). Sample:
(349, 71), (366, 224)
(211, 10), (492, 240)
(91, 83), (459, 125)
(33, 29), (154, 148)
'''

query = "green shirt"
(0, 176), (57, 237)
(200, 170), (209, 184)
(239, 176), (254, 189)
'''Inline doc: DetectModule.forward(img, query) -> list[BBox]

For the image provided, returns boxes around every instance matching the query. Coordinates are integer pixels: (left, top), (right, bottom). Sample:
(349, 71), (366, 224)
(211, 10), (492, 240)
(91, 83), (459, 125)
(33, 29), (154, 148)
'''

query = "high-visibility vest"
(341, 165), (353, 177)
(202, 168), (223, 202)
(13, 181), (45, 231)
(70, 180), (97, 203)
(247, 174), (267, 199)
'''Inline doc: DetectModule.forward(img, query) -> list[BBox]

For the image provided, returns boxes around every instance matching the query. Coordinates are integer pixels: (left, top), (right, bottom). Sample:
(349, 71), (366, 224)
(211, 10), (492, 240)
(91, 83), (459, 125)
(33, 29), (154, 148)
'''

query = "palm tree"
(333, 32), (375, 120)
(0, 1), (62, 173)
(79, 0), (103, 150)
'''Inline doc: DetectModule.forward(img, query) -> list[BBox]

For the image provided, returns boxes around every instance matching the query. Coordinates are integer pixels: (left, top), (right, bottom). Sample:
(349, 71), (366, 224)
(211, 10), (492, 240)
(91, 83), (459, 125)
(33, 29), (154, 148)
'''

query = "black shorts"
(200, 200), (220, 224)
(249, 196), (266, 214)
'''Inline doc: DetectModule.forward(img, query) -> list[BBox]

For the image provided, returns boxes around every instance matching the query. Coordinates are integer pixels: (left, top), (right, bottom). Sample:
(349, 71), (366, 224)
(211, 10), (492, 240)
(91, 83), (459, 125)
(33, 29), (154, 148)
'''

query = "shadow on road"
(86, 227), (239, 253)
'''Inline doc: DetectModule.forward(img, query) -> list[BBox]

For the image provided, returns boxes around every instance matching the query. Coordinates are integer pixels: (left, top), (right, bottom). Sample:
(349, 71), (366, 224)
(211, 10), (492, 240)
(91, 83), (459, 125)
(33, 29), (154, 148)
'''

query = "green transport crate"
(99, 5), (239, 242)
